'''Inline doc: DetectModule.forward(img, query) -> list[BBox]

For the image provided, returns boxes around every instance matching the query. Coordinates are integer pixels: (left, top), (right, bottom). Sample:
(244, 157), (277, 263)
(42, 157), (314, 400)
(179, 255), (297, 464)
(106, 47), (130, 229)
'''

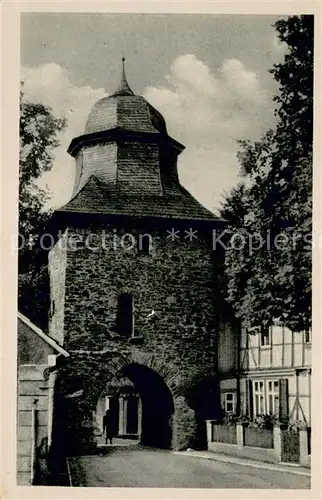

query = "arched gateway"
(95, 363), (174, 449)
(47, 59), (231, 453)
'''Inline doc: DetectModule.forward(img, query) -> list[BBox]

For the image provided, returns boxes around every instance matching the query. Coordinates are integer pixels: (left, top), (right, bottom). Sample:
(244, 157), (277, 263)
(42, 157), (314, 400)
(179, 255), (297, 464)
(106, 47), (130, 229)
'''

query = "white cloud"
(21, 63), (105, 208)
(220, 59), (263, 102)
(166, 54), (218, 96)
(21, 56), (274, 214)
(144, 55), (273, 213)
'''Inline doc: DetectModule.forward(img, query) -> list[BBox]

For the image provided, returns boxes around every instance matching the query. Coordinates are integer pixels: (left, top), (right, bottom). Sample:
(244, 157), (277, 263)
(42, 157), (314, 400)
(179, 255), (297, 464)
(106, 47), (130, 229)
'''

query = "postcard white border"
(2, 1), (321, 499)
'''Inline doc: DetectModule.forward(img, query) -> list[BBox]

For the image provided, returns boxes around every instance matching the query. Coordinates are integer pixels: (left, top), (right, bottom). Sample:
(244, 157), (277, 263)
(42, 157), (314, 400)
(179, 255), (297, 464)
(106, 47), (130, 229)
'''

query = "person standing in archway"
(103, 409), (114, 445)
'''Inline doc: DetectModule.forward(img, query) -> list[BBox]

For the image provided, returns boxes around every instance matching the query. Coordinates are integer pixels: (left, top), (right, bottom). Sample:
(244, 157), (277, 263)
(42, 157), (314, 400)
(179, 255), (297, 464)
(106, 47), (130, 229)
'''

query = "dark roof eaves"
(67, 128), (184, 158)
(56, 206), (225, 225)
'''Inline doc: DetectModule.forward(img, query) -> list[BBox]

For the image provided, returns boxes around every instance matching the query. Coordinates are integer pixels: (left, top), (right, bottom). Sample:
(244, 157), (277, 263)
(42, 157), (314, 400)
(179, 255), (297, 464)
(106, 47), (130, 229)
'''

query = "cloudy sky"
(21, 13), (287, 215)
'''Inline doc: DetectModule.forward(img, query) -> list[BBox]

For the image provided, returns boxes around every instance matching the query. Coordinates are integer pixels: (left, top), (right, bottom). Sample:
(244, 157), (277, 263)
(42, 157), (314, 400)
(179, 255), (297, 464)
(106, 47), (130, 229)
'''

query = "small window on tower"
(116, 293), (134, 338)
(137, 234), (152, 255)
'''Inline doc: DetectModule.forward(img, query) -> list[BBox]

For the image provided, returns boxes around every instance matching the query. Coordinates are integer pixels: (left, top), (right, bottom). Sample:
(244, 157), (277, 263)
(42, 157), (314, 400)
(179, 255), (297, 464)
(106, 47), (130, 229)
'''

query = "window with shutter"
(266, 380), (279, 415)
(253, 380), (265, 415)
(251, 379), (279, 416)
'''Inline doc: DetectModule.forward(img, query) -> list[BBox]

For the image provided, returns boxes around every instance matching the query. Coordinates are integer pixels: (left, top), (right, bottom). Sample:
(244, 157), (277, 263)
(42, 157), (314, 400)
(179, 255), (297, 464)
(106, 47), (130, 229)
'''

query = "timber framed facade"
(219, 321), (312, 425)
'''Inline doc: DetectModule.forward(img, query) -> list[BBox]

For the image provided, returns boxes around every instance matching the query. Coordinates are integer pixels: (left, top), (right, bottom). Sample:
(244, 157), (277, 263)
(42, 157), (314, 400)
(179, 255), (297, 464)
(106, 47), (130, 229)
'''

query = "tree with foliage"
(220, 15), (313, 332)
(19, 84), (66, 244)
(19, 83), (66, 328)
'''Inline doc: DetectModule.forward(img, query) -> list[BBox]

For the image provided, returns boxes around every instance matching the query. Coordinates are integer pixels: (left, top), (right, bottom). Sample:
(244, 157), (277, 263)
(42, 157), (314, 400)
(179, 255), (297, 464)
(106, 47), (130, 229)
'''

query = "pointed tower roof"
(111, 57), (134, 97)
(62, 59), (221, 222)
(81, 57), (168, 137)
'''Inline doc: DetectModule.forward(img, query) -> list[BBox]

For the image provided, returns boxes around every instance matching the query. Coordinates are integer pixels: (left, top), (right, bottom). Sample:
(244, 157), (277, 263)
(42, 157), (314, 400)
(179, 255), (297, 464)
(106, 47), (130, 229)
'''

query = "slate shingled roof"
(61, 59), (220, 222)
(85, 95), (167, 136)
(85, 58), (167, 136)
(59, 176), (219, 221)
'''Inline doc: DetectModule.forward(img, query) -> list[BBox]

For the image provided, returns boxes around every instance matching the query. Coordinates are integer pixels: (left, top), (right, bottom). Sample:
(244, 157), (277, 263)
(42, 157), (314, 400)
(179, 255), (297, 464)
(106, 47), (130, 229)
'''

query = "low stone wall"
(206, 421), (310, 466)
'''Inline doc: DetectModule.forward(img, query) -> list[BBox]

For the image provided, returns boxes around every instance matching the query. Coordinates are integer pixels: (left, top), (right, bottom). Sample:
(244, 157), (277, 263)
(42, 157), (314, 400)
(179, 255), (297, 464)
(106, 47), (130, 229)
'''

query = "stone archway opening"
(95, 363), (174, 449)
(122, 363), (174, 449)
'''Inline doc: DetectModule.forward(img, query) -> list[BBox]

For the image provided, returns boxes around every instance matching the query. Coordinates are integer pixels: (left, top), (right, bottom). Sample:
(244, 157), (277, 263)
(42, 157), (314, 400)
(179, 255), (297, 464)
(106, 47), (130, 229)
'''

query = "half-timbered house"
(218, 321), (311, 425)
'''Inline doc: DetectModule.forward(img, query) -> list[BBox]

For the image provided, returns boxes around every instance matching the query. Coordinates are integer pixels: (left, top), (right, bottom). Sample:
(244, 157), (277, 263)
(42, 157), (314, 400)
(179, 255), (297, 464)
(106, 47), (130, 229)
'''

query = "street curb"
(172, 451), (311, 477)
(66, 457), (88, 487)
(66, 458), (73, 487)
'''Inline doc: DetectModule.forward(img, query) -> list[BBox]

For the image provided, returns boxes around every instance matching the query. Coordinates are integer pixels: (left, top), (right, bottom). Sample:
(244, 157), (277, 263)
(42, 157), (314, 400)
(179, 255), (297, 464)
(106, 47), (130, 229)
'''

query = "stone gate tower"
(47, 60), (231, 451)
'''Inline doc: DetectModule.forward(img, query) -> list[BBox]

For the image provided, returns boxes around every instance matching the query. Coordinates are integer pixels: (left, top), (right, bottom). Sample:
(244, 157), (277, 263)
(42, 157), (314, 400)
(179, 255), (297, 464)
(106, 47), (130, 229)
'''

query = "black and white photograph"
(2, 3), (320, 496)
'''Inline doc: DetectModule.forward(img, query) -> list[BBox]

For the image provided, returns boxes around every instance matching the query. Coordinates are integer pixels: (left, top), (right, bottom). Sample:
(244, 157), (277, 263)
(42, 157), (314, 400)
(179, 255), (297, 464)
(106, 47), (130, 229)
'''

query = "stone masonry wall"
(48, 230), (67, 345)
(49, 220), (229, 449)
(62, 225), (218, 372)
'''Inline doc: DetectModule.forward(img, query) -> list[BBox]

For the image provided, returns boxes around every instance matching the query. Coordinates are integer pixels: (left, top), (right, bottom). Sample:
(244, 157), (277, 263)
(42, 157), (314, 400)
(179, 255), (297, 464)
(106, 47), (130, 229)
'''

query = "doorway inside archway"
(96, 363), (174, 449)
(95, 376), (141, 440)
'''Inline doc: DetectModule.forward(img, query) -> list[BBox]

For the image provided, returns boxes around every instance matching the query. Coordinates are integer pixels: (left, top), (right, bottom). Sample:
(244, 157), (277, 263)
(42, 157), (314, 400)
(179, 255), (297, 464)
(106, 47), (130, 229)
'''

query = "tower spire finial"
(112, 56), (134, 97)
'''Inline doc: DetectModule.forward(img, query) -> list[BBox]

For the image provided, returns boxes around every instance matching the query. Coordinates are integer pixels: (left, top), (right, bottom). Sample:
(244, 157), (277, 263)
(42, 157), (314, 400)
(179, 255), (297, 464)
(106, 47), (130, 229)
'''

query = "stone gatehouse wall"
(49, 220), (233, 450)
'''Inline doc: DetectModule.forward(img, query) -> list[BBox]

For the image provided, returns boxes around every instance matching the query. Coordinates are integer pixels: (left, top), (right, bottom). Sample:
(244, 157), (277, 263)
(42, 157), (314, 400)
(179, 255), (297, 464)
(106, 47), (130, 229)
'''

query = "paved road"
(68, 444), (310, 489)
